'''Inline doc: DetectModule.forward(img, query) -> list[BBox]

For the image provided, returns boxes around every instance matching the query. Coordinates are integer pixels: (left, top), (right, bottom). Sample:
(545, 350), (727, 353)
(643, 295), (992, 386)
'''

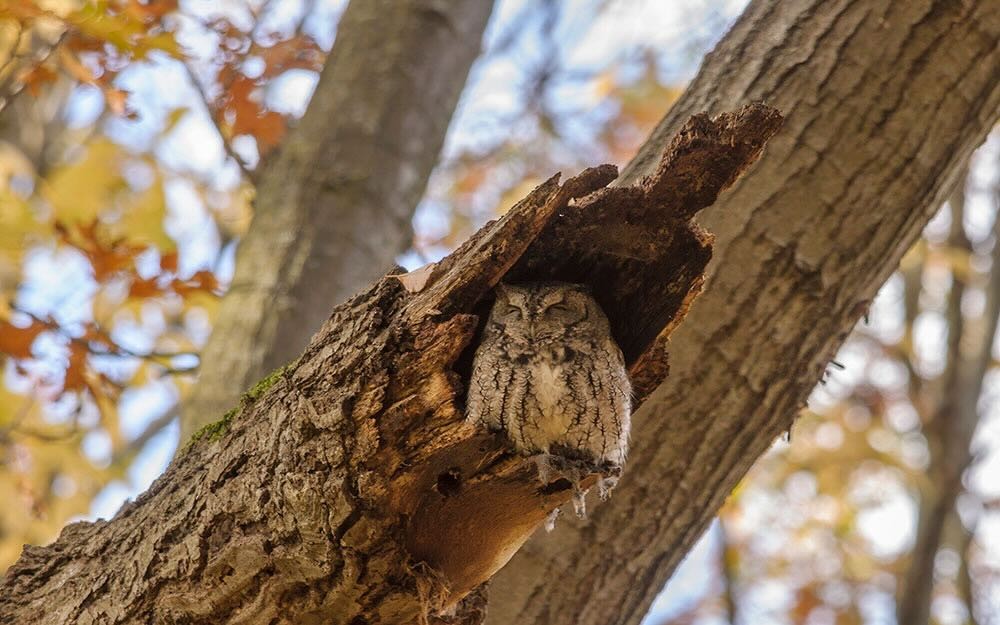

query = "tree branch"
(486, 2), (1000, 624)
(0, 105), (781, 625)
(180, 0), (497, 440)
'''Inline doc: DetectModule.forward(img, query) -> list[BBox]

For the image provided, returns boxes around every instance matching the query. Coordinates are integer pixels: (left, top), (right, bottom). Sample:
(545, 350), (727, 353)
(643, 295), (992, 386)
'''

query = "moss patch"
(187, 361), (296, 447)
(243, 362), (295, 404)
(188, 407), (238, 445)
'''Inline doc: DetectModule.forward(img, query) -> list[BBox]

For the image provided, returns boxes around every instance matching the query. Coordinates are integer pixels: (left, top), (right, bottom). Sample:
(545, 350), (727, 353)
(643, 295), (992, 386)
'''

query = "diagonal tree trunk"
(486, 2), (1000, 624)
(181, 0), (495, 439)
(0, 106), (780, 625)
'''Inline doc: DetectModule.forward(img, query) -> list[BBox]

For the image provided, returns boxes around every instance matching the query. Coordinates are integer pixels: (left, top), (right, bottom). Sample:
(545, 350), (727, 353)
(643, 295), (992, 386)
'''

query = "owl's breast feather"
(529, 360), (574, 443)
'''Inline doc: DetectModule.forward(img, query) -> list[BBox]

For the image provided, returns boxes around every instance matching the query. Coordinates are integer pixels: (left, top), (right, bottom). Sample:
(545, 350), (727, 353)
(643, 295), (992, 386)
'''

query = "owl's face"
(487, 283), (609, 345)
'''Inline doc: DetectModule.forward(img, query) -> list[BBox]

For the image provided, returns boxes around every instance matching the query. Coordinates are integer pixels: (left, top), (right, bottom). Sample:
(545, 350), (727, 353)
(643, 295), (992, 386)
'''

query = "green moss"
(188, 407), (238, 445)
(186, 362), (295, 447)
(242, 362), (295, 404)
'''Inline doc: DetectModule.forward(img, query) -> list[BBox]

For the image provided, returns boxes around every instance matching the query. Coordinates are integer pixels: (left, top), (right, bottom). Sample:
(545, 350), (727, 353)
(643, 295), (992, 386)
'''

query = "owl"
(466, 282), (631, 469)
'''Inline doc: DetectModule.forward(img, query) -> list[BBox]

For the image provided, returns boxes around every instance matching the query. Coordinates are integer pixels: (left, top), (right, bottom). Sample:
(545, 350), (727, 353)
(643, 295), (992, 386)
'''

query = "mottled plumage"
(466, 283), (631, 468)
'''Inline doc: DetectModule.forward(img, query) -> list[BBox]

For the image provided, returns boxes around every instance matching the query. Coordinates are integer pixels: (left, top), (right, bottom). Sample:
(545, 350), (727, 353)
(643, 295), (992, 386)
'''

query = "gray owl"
(466, 283), (631, 469)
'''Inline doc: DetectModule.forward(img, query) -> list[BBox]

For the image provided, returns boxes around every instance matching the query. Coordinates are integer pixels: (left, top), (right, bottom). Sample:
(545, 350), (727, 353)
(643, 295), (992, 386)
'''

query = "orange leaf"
(60, 221), (148, 282)
(237, 109), (286, 150)
(159, 251), (178, 273)
(171, 270), (221, 297)
(128, 276), (163, 298)
(19, 64), (58, 96)
(224, 75), (287, 150)
(261, 35), (324, 78)
(81, 323), (116, 352)
(63, 343), (88, 393)
(104, 88), (131, 116)
(0, 319), (48, 359)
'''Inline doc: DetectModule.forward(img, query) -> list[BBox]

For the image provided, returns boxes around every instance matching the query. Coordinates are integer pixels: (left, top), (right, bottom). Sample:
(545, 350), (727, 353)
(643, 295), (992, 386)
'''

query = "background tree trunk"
(896, 175), (998, 625)
(0, 107), (780, 625)
(485, 2), (1000, 624)
(180, 0), (495, 439)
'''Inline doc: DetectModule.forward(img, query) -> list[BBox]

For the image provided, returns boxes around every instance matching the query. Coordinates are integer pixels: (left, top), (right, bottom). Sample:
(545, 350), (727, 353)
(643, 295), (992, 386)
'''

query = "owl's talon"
(572, 488), (588, 519)
(544, 508), (561, 532)
(597, 475), (618, 501)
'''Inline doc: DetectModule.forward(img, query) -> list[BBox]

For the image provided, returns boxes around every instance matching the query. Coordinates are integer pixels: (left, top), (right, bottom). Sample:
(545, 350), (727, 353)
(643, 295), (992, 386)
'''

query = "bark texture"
(181, 0), (495, 439)
(0, 106), (780, 625)
(486, 2), (1000, 624)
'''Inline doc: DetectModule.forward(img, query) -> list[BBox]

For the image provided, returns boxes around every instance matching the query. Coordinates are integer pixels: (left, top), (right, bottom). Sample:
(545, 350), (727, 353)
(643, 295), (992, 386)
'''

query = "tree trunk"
(486, 2), (1000, 624)
(897, 175), (999, 625)
(181, 0), (495, 439)
(0, 107), (780, 625)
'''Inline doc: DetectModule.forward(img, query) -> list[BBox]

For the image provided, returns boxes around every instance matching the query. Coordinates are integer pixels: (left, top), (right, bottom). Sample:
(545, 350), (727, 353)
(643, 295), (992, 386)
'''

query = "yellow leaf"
(0, 189), (41, 262)
(135, 31), (185, 60)
(118, 174), (174, 251)
(42, 138), (125, 224)
(66, 5), (143, 53)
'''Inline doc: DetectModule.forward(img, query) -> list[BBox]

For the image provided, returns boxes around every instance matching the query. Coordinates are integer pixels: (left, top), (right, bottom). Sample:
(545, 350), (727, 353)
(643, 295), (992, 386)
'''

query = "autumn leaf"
(233, 109), (286, 150)
(128, 276), (163, 299)
(171, 270), (220, 297)
(18, 63), (57, 96)
(116, 173), (174, 250)
(58, 220), (148, 282)
(0, 318), (48, 359)
(159, 251), (178, 273)
(62, 341), (88, 393)
(80, 323), (117, 353)
(260, 34), (324, 78)
(43, 139), (125, 224)
(223, 75), (287, 150)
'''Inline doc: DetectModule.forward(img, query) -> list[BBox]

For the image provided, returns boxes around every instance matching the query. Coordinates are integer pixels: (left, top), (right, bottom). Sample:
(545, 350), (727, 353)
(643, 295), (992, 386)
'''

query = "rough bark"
(486, 2), (1000, 624)
(180, 0), (495, 439)
(0, 106), (780, 625)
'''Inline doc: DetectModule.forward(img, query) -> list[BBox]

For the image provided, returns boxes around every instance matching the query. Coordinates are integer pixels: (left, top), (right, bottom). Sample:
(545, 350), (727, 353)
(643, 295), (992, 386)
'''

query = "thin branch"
(111, 404), (179, 467)
(9, 305), (200, 370)
(716, 519), (740, 625)
(181, 62), (255, 180)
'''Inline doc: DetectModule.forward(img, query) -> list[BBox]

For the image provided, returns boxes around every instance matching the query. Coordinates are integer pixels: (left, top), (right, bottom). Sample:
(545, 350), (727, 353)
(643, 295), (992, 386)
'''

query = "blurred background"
(0, 1), (996, 623)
